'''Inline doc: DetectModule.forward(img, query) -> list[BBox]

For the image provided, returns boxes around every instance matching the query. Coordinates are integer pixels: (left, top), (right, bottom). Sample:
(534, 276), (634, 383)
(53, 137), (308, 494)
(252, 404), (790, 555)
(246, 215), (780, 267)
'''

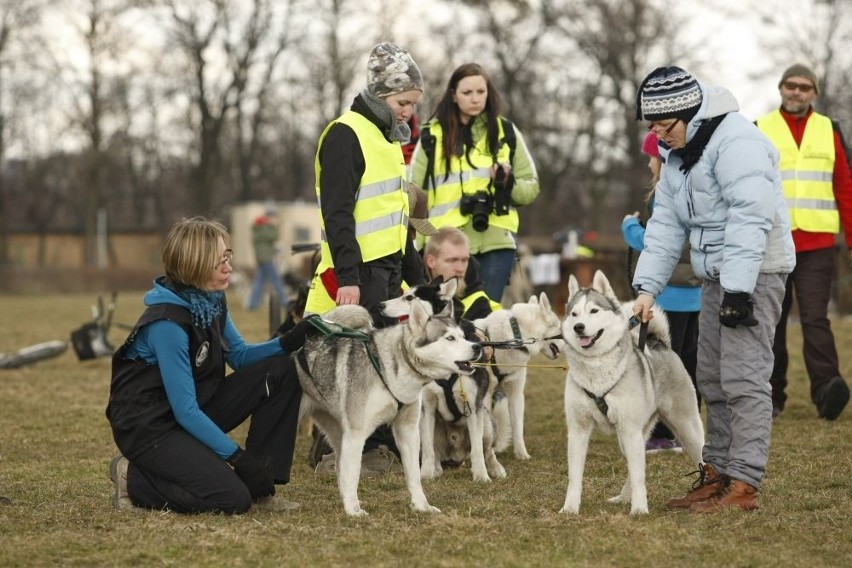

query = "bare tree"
(0, 0), (43, 266)
(751, 0), (852, 132)
(38, 0), (151, 266)
(231, 0), (298, 202)
(162, 0), (301, 212)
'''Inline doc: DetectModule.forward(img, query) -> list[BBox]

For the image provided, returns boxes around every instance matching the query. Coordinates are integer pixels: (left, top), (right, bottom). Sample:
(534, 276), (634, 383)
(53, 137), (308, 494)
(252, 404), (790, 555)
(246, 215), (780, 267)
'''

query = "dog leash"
(627, 314), (649, 351)
(471, 361), (568, 371)
(476, 334), (564, 350)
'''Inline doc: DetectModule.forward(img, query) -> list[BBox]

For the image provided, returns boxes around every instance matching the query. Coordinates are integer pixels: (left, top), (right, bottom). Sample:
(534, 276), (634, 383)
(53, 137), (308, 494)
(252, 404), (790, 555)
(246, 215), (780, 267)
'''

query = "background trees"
(1, 0), (850, 267)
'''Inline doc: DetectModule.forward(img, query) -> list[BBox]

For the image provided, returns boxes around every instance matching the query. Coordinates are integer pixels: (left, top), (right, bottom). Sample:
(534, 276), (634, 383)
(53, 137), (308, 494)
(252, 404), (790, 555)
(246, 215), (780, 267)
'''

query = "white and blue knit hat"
(636, 66), (702, 122)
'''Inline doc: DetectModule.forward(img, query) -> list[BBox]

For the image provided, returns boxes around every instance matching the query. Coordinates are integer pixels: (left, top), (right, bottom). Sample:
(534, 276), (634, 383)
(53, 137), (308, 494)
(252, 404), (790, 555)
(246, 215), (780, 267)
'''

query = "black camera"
(460, 191), (493, 232)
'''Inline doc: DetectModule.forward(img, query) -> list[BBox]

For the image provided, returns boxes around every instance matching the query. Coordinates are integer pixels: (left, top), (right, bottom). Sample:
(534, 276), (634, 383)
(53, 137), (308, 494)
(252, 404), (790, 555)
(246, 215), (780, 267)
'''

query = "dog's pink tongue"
(579, 336), (594, 348)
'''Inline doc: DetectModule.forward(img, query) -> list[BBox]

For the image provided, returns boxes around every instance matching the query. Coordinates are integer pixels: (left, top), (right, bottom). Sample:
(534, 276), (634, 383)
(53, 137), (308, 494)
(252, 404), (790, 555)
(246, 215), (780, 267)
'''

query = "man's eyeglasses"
(647, 118), (680, 135)
(215, 249), (234, 269)
(782, 81), (814, 94)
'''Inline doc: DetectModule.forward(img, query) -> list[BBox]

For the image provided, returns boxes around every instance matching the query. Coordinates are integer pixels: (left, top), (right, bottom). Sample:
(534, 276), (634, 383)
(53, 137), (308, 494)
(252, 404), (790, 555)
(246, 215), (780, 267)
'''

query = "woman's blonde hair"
(161, 216), (230, 289)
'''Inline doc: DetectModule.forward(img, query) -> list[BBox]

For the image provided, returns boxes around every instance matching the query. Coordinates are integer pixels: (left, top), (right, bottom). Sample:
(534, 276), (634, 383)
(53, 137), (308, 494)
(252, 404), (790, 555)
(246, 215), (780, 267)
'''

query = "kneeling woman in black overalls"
(106, 216), (305, 514)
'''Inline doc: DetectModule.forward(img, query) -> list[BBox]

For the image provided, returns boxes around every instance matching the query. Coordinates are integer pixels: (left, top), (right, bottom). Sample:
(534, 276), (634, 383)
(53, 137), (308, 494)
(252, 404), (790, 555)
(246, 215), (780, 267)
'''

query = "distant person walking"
(248, 209), (289, 311)
(756, 64), (852, 421)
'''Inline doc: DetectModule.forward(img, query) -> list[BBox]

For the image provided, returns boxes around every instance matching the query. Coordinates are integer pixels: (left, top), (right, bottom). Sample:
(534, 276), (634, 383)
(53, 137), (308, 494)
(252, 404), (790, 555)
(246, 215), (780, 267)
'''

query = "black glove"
(227, 448), (275, 499)
(719, 292), (758, 328)
(278, 314), (320, 352)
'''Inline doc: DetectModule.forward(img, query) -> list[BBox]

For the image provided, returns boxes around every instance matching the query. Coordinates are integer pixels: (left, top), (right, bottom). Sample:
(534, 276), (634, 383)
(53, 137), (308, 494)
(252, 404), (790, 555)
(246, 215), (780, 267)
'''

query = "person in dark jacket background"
(106, 216), (305, 514)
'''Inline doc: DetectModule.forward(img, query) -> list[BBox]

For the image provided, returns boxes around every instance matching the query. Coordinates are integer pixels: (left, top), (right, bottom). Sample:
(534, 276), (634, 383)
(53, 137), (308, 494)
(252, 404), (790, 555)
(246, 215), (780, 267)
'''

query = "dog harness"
(296, 316), (451, 411)
(582, 385), (617, 416)
(582, 318), (654, 417)
(485, 316), (528, 383)
(294, 316), (405, 409)
(435, 375), (472, 422)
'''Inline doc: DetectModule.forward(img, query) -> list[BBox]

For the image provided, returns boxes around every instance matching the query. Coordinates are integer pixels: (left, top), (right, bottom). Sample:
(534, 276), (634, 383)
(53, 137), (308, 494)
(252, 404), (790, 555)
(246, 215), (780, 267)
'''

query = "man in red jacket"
(757, 64), (852, 421)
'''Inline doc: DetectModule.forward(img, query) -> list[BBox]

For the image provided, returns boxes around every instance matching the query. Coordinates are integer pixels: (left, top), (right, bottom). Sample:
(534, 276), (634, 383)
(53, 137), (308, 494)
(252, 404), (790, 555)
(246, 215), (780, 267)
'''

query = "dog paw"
(412, 503), (441, 514)
(559, 505), (579, 515)
(420, 466), (441, 480)
(345, 506), (369, 517)
(472, 472), (492, 483)
(629, 506), (649, 516)
(514, 450), (532, 460)
(607, 495), (628, 504)
(489, 465), (507, 479)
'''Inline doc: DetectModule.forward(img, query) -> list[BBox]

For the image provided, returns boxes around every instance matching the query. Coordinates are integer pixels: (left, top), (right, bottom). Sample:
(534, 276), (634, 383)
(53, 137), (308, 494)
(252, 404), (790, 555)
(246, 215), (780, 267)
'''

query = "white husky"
(559, 270), (704, 515)
(295, 302), (481, 516)
(381, 278), (505, 482)
(473, 293), (565, 460)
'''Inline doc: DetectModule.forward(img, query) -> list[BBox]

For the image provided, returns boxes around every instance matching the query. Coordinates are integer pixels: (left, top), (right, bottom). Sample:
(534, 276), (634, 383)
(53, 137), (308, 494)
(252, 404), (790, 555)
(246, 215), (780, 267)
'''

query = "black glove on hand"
(227, 448), (275, 499)
(719, 292), (758, 328)
(278, 314), (320, 353)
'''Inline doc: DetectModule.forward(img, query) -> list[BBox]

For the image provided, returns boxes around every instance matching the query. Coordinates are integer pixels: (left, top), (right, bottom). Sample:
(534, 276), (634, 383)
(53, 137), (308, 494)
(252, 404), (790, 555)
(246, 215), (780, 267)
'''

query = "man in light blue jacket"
(632, 66), (795, 513)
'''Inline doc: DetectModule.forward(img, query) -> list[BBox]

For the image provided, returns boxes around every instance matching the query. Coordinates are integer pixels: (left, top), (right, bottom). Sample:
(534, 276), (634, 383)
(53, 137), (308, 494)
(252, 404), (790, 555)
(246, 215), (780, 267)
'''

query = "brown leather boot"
(665, 463), (723, 510)
(690, 478), (759, 512)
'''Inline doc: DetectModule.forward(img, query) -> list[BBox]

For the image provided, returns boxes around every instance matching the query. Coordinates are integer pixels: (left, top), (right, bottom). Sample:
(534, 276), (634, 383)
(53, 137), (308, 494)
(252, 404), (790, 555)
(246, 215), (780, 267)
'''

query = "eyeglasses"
(782, 80), (814, 93)
(647, 118), (680, 135)
(215, 249), (234, 269)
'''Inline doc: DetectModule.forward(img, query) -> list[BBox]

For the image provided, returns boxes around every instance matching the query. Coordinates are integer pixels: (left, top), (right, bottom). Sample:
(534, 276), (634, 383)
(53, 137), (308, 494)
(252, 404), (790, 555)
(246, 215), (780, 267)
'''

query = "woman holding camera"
(410, 63), (539, 302)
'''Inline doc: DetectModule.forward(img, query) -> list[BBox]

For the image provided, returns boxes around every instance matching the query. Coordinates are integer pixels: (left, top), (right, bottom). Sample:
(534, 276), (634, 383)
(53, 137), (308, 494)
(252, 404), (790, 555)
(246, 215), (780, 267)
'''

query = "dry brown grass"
(1, 290), (851, 567)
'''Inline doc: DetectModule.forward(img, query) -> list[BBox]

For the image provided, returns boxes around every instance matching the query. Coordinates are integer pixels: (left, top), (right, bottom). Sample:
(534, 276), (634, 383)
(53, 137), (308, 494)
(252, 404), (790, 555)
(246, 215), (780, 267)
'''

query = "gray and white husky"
(473, 293), (565, 460)
(559, 270), (704, 515)
(381, 278), (505, 482)
(295, 301), (481, 516)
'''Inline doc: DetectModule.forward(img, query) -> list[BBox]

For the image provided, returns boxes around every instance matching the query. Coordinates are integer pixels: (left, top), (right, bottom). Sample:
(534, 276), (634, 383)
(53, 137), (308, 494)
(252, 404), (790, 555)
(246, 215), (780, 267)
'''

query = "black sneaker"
(818, 376), (850, 421)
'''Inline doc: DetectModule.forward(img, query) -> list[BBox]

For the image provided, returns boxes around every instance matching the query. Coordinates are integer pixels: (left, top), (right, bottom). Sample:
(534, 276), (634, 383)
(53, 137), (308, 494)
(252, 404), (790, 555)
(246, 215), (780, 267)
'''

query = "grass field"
(1, 290), (851, 567)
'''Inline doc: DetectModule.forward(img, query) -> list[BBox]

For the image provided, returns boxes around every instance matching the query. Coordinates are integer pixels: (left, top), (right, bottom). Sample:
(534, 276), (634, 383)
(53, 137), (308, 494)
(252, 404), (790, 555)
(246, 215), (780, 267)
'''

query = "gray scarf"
(361, 89), (411, 143)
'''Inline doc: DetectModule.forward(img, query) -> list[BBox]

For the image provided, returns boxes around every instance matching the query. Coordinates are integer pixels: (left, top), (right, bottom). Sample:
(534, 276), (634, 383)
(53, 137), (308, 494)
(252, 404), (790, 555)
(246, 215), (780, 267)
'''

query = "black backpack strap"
(420, 123), (437, 190)
(499, 116), (517, 164)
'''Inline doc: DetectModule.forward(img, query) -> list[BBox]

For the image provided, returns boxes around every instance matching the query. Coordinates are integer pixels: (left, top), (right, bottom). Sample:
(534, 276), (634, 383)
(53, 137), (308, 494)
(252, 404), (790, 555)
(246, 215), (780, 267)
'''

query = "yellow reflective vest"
(305, 111), (409, 315)
(758, 110), (838, 233)
(460, 290), (502, 316)
(425, 119), (519, 232)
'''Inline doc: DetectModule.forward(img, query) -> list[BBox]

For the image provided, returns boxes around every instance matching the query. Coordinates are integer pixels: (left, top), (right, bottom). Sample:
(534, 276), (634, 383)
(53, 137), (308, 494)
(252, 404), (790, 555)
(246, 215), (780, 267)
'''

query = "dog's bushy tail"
(492, 389), (512, 453)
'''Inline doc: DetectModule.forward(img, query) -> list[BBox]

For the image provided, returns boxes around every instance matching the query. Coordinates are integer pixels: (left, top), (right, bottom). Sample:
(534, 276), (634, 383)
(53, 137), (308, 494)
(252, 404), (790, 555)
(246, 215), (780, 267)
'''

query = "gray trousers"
(697, 273), (786, 488)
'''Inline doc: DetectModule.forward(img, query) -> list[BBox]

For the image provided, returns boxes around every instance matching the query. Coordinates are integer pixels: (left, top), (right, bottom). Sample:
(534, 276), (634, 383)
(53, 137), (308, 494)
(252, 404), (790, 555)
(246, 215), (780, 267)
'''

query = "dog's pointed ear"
(408, 300), (429, 336)
(592, 270), (619, 303)
(567, 274), (580, 299)
(538, 292), (551, 313)
(437, 296), (455, 319)
(439, 277), (458, 300)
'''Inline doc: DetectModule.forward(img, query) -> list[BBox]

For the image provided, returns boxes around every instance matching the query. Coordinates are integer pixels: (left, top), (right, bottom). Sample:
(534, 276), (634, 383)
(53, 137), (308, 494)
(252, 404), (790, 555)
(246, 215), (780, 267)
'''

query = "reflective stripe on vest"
(313, 110), (409, 270)
(460, 290), (502, 316)
(758, 110), (838, 233)
(425, 119), (519, 232)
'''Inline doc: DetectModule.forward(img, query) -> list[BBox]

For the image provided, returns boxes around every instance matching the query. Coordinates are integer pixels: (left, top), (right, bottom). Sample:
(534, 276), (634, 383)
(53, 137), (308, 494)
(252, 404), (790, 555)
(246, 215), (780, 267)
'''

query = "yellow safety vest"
(305, 111), (409, 315)
(425, 119), (519, 232)
(460, 290), (502, 316)
(758, 110), (837, 233)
